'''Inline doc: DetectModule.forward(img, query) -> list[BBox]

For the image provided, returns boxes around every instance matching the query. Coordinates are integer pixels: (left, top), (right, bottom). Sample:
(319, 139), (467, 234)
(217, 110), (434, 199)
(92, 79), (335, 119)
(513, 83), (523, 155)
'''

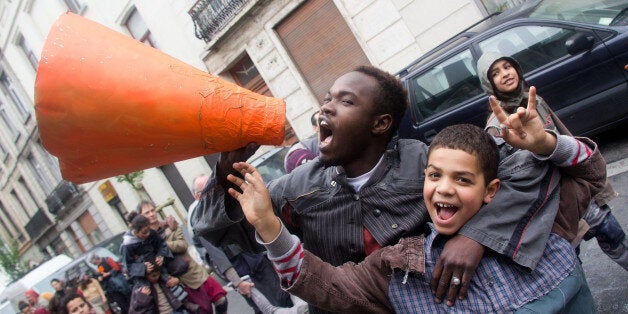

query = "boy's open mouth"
(436, 203), (458, 220)
(319, 120), (333, 148)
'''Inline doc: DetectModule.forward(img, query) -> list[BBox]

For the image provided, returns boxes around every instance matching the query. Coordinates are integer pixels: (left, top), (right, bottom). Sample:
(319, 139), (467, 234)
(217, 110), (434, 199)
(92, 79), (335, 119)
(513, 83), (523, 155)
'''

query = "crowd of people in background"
(17, 180), (310, 314)
(18, 275), (112, 314)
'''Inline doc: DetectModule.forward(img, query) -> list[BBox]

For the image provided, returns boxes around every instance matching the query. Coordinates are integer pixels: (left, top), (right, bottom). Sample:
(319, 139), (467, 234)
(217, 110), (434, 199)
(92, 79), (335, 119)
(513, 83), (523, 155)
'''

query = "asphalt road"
(219, 128), (628, 313)
(580, 129), (628, 313)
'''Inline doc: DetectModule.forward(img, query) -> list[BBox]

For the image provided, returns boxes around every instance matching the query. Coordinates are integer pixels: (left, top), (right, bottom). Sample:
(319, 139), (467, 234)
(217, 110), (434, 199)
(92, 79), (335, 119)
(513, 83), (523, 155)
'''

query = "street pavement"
(579, 160), (628, 313)
(580, 128), (628, 313)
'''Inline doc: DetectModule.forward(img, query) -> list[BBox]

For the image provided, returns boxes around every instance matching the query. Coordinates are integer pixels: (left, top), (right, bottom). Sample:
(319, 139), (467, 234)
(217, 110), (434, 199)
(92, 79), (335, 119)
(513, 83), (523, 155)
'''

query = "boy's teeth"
(437, 203), (453, 208)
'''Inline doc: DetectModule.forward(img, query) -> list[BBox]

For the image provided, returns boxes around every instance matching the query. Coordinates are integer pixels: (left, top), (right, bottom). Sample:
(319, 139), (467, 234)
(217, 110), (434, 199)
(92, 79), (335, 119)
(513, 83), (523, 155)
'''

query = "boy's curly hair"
(428, 124), (499, 183)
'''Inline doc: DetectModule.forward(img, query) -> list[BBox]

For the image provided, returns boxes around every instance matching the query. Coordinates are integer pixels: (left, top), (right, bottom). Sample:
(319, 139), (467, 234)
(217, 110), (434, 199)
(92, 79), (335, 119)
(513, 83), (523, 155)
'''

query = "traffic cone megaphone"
(35, 13), (286, 184)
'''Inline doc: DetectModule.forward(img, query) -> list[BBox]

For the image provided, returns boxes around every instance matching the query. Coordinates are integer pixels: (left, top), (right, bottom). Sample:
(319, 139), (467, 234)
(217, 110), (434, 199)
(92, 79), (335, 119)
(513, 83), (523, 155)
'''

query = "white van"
(0, 301), (14, 314)
(0, 254), (72, 312)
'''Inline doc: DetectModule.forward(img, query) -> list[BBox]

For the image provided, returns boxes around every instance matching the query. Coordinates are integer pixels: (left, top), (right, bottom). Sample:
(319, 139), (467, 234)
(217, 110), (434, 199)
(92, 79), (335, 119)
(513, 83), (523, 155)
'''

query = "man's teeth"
(320, 120), (328, 127)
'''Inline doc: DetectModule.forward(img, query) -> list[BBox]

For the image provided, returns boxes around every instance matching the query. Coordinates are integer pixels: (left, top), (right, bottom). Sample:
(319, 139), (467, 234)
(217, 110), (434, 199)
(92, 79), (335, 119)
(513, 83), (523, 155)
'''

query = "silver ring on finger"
(451, 276), (461, 286)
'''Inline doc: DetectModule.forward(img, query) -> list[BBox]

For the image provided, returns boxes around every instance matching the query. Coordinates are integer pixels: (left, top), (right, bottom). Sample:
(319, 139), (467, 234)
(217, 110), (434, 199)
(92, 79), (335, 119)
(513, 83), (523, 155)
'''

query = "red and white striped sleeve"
(535, 133), (594, 167)
(256, 223), (304, 286)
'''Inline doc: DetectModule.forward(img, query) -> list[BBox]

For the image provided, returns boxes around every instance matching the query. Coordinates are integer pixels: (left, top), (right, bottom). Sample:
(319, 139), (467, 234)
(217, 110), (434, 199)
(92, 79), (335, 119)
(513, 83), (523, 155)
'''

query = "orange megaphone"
(35, 13), (285, 184)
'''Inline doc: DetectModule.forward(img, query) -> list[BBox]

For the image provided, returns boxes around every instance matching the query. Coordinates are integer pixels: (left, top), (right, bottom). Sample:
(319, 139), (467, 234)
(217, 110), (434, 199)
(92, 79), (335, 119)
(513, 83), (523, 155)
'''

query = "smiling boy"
(226, 118), (601, 312)
(423, 125), (499, 237)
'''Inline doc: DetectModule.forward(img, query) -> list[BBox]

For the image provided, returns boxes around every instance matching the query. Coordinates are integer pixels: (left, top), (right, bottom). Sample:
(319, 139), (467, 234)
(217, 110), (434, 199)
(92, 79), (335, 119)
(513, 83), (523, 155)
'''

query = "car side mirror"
(565, 33), (594, 55)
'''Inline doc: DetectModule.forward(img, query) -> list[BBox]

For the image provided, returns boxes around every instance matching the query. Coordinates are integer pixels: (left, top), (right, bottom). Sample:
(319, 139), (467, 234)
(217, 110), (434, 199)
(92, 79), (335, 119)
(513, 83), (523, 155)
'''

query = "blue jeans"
(516, 262), (596, 313)
(583, 204), (628, 271)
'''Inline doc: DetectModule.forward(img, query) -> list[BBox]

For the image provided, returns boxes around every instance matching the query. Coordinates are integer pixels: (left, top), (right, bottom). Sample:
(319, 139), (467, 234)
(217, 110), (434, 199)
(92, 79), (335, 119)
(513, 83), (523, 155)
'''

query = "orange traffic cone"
(35, 13), (285, 184)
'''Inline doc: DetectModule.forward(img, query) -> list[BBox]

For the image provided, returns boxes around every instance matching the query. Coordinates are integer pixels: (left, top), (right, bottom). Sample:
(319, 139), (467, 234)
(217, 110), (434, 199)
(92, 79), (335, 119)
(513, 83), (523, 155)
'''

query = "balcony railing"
(189, 0), (250, 43)
(45, 180), (80, 216)
(25, 207), (53, 240)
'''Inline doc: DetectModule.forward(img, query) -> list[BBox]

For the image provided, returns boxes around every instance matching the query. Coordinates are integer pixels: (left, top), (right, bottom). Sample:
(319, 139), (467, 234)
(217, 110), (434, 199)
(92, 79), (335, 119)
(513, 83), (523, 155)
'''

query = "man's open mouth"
(319, 119), (333, 148)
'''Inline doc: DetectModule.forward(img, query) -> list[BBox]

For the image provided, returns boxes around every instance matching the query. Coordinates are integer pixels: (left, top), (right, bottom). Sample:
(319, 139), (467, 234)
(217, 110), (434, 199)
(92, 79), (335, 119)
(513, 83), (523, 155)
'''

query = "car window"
(409, 49), (483, 119)
(530, 0), (628, 26)
(250, 147), (289, 182)
(478, 25), (577, 74)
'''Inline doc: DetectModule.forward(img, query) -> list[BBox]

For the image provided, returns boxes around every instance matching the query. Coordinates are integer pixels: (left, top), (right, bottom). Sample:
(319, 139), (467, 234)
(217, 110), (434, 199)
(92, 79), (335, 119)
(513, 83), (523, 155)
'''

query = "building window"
(16, 35), (38, 70)
(63, 0), (84, 13)
(109, 196), (128, 221)
(0, 105), (20, 141)
(10, 189), (29, 218)
(229, 55), (260, 88)
(0, 72), (30, 121)
(78, 212), (102, 246)
(27, 153), (54, 194)
(125, 8), (158, 48)
(36, 140), (62, 181)
(50, 236), (69, 256)
(18, 177), (38, 210)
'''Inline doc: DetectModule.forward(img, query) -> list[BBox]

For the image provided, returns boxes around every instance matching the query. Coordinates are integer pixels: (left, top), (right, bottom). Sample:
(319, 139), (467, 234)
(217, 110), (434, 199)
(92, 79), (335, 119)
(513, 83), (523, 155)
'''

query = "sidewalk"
(580, 169), (628, 313)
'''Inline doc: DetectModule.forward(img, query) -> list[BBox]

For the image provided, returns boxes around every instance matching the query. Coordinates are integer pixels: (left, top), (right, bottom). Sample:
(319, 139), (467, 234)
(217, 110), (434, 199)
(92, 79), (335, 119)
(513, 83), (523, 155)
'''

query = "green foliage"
(116, 170), (145, 190)
(0, 240), (28, 281)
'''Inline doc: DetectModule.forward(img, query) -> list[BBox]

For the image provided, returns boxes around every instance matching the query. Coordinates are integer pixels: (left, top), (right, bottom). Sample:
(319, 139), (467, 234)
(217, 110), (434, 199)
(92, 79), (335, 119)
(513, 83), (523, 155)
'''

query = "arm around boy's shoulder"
(288, 239), (426, 314)
(271, 224), (426, 313)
